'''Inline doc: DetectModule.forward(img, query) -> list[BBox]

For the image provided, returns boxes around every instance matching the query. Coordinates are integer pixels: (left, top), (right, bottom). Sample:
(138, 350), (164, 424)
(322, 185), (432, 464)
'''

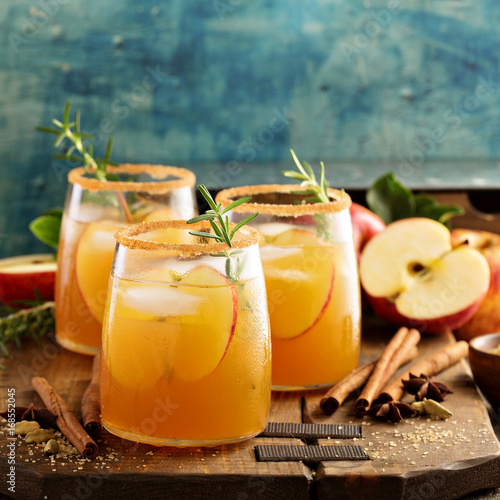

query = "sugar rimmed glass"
(216, 185), (361, 390)
(100, 220), (271, 446)
(55, 164), (197, 355)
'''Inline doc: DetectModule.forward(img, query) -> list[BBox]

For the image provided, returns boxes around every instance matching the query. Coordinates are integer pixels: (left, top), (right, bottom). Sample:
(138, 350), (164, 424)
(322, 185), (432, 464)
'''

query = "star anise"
(369, 400), (418, 423)
(0, 403), (56, 427)
(402, 373), (452, 402)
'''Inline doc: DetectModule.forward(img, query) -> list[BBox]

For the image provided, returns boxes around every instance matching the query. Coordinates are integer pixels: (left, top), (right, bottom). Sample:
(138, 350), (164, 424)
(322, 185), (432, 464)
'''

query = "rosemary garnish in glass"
(187, 185), (258, 282)
(37, 101), (132, 222)
(282, 149), (341, 241)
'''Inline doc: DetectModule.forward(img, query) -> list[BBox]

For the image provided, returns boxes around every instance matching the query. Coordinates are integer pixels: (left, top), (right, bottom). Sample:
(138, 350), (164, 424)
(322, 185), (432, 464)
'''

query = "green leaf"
(41, 207), (63, 218)
(29, 213), (62, 250)
(36, 126), (60, 135)
(283, 170), (307, 181)
(366, 172), (415, 223)
(230, 213), (259, 239)
(188, 231), (221, 240)
(413, 194), (464, 226)
(198, 184), (218, 211)
(187, 213), (216, 224)
(221, 197), (252, 214)
(290, 149), (309, 178)
(367, 173), (465, 226)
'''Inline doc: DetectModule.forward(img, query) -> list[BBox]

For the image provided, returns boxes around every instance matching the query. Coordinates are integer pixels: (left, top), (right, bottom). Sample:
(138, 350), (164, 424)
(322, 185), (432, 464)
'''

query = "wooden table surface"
(1, 319), (500, 500)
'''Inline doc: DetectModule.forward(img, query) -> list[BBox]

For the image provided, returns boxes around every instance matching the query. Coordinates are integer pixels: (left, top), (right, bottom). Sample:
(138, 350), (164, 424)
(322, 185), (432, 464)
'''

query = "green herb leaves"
(37, 101), (115, 181)
(282, 150), (330, 204)
(29, 208), (63, 251)
(367, 173), (464, 227)
(187, 185), (258, 248)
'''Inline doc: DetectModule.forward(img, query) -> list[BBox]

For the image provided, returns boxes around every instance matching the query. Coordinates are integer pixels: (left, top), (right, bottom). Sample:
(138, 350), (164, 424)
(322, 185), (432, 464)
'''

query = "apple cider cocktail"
(216, 185), (361, 390)
(100, 220), (271, 446)
(56, 164), (196, 355)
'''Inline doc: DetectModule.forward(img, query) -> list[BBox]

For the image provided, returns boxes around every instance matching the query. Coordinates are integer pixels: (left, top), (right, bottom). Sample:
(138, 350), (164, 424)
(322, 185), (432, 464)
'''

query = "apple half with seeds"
(359, 218), (490, 334)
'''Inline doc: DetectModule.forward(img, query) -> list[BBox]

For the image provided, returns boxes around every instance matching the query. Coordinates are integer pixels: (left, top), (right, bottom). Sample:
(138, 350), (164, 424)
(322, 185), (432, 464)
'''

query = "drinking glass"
(216, 185), (361, 390)
(56, 164), (197, 355)
(100, 220), (271, 446)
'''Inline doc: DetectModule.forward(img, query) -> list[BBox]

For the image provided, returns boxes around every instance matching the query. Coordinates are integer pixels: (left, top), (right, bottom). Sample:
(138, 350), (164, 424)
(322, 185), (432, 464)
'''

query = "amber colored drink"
(100, 221), (271, 446)
(56, 164), (196, 355)
(216, 185), (361, 389)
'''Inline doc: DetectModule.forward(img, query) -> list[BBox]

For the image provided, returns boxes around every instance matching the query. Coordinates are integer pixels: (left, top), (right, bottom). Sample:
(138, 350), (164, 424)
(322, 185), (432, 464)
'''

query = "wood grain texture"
(1, 323), (499, 499)
(303, 325), (500, 500)
(0, 338), (312, 500)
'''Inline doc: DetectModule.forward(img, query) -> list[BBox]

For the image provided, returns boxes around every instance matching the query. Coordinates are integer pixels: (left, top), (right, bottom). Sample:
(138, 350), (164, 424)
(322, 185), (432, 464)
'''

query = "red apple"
(359, 218), (490, 334)
(349, 202), (386, 259)
(0, 254), (57, 306)
(451, 229), (500, 341)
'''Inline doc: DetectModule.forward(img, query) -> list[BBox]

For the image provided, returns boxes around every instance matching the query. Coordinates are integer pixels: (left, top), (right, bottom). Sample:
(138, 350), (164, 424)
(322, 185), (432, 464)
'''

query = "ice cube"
(259, 245), (302, 262)
(119, 283), (206, 317)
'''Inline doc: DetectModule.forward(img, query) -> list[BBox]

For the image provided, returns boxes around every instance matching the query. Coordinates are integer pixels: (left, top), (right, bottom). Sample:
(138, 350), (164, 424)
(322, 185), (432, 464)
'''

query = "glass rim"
(114, 220), (260, 255)
(215, 184), (351, 216)
(67, 164), (196, 193)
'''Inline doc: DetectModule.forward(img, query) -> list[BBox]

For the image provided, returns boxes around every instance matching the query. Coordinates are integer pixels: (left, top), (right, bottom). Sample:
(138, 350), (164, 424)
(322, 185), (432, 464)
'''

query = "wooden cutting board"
(0, 321), (499, 500)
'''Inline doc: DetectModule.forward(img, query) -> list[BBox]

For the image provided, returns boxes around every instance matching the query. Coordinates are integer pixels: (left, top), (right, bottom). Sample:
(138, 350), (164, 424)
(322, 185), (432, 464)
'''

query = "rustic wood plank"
(0, 337), (313, 500)
(302, 323), (500, 500)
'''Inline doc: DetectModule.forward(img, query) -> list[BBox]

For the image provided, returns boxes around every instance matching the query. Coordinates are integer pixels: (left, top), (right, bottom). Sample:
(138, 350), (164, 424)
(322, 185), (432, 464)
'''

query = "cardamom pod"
(14, 420), (40, 435)
(25, 428), (56, 443)
(411, 398), (452, 419)
(411, 401), (426, 414)
(44, 439), (60, 454)
(423, 398), (452, 419)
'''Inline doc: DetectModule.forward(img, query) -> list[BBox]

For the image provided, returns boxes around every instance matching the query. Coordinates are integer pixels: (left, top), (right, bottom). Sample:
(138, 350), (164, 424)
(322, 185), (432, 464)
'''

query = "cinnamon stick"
(354, 327), (421, 417)
(374, 340), (469, 404)
(32, 377), (98, 458)
(320, 345), (418, 416)
(81, 356), (102, 437)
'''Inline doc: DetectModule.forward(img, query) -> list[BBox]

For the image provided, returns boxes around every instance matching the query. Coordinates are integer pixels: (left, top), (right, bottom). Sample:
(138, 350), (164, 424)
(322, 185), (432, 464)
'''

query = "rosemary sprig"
(0, 302), (55, 369)
(283, 149), (331, 203)
(282, 150), (339, 241)
(37, 101), (132, 223)
(37, 101), (115, 182)
(187, 185), (258, 281)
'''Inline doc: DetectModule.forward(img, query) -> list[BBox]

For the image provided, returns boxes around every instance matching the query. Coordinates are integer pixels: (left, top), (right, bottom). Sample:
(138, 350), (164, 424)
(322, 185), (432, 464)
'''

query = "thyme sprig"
(37, 101), (115, 181)
(187, 185), (258, 281)
(283, 149), (331, 203)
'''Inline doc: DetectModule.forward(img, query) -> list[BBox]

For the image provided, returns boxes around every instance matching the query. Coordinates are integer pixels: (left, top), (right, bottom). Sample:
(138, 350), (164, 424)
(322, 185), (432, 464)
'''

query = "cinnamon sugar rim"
(68, 164), (195, 193)
(115, 220), (260, 254)
(215, 185), (351, 215)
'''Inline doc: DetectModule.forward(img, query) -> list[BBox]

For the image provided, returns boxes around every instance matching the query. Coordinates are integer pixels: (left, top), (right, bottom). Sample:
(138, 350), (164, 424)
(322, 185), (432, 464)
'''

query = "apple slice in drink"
(0, 254), (57, 306)
(260, 228), (334, 339)
(75, 222), (119, 322)
(172, 265), (237, 381)
(359, 218), (490, 334)
(107, 265), (237, 386)
(141, 207), (178, 222)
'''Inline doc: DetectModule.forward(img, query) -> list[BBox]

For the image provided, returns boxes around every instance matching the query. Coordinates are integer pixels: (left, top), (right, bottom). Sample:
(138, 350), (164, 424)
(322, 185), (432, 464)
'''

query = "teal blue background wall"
(1, 0), (500, 257)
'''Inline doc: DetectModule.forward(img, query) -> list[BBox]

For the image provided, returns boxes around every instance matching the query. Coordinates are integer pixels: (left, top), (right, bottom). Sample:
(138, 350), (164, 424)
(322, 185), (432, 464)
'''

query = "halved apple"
(451, 229), (500, 341)
(359, 218), (490, 334)
(107, 265), (237, 387)
(75, 222), (118, 322)
(260, 228), (334, 339)
(0, 254), (57, 306)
